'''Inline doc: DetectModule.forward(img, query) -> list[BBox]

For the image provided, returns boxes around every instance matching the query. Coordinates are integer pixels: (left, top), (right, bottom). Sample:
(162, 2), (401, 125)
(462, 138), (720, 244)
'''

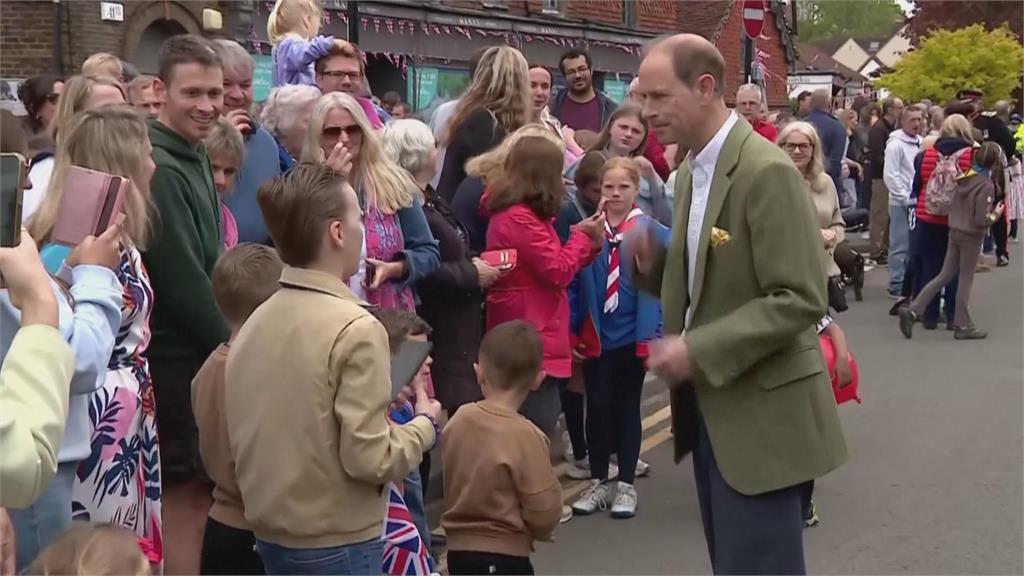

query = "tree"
(796, 0), (903, 42)
(875, 25), (1024, 104)
(906, 0), (1022, 44)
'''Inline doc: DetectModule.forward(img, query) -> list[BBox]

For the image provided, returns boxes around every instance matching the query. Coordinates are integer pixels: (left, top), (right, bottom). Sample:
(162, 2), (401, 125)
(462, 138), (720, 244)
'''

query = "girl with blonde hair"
(28, 524), (153, 576)
(302, 92), (439, 310)
(437, 45), (532, 202)
(23, 75), (126, 223)
(268, 0), (355, 87)
(29, 106), (163, 562)
(451, 123), (563, 253)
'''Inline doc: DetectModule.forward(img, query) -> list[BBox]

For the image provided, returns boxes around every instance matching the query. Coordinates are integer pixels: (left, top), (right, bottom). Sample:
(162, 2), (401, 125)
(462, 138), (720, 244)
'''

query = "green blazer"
(646, 117), (848, 496)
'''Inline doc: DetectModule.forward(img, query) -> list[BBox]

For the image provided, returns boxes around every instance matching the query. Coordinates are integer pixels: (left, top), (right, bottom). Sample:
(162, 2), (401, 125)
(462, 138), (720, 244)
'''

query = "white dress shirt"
(686, 111), (739, 303)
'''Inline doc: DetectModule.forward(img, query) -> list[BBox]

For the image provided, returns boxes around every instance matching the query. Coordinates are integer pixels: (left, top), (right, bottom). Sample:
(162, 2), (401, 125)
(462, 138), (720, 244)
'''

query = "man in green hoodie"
(144, 34), (230, 574)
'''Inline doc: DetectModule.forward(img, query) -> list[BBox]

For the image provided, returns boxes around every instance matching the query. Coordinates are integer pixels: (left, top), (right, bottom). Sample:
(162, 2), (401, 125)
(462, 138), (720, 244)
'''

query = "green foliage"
(875, 24), (1024, 104)
(797, 0), (903, 42)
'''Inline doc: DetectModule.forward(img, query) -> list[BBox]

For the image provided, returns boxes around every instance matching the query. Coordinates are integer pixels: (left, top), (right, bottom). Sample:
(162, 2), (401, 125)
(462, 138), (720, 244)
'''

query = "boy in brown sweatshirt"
(192, 243), (283, 574)
(441, 320), (563, 576)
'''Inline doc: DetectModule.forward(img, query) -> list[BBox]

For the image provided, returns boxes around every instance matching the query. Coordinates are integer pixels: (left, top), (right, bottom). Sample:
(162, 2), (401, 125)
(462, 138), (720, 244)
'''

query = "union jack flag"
(382, 483), (434, 576)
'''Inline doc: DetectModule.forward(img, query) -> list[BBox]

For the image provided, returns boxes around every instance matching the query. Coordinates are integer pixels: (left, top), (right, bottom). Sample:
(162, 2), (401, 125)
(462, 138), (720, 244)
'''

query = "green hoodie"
(143, 120), (229, 360)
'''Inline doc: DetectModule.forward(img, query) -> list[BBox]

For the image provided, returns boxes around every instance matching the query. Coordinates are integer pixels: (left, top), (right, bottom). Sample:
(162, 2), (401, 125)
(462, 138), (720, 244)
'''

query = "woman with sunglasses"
(22, 75), (126, 225)
(302, 92), (439, 312)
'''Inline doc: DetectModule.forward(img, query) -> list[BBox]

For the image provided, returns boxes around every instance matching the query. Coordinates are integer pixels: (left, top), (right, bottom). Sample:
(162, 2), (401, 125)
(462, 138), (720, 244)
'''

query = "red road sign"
(742, 0), (766, 39)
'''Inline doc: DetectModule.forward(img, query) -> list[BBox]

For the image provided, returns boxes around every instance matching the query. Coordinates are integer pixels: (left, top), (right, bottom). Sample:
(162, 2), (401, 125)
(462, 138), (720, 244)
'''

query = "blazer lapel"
(688, 120), (751, 316)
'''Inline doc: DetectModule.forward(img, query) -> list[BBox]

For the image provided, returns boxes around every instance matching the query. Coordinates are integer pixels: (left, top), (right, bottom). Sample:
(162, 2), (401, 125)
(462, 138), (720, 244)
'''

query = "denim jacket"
(0, 265), (122, 463)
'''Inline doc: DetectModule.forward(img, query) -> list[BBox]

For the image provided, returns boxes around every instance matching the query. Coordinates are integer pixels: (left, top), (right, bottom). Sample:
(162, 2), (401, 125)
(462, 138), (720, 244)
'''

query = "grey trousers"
(911, 230), (984, 328)
(869, 179), (890, 257)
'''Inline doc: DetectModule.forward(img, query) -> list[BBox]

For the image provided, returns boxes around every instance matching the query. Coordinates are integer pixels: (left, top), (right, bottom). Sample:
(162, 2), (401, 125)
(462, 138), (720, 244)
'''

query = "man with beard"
(212, 40), (282, 245)
(550, 48), (617, 133)
(144, 34), (231, 574)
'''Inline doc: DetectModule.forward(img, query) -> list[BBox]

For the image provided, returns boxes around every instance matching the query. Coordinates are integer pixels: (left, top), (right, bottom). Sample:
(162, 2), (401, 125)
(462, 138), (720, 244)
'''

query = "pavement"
(429, 250), (1024, 574)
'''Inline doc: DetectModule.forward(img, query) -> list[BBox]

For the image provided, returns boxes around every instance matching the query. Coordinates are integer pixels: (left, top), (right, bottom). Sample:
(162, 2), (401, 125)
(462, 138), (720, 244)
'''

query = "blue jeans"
(403, 471), (432, 555)
(256, 538), (385, 575)
(889, 204), (911, 294)
(10, 461), (77, 570)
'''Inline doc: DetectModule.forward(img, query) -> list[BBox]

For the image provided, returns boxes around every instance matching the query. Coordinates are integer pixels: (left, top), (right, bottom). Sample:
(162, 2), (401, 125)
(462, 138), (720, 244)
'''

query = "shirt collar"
(689, 111), (739, 176)
(279, 266), (367, 305)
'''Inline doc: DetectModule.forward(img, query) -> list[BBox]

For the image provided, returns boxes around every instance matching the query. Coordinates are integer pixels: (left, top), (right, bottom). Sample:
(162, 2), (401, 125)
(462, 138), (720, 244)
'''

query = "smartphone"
(0, 153), (26, 248)
(390, 339), (432, 399)
(51, 166), (127, 247)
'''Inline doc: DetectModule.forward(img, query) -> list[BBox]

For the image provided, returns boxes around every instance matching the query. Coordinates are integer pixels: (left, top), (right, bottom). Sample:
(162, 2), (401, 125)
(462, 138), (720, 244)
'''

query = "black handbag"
(828, 275), (849, 313)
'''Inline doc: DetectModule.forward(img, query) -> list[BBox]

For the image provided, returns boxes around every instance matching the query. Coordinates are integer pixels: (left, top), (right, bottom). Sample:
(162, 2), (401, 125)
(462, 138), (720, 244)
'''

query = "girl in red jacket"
(484, 135), (604, 439)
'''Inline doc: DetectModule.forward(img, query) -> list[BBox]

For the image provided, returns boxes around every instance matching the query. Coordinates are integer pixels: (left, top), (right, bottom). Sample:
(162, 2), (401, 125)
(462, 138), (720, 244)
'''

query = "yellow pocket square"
(710, 227), (732, 248)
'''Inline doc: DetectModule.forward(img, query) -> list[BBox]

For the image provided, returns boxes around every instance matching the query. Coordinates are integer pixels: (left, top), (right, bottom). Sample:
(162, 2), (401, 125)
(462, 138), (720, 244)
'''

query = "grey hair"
(736, 83), (762, 101)
(212, 39), (254, 78)
(381, 119), (436, 177)
(260, 84), (322, 140)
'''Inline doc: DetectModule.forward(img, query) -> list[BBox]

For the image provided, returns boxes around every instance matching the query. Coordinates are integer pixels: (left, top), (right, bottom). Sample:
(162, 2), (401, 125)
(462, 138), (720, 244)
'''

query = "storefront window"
(407, 65), (470, 113)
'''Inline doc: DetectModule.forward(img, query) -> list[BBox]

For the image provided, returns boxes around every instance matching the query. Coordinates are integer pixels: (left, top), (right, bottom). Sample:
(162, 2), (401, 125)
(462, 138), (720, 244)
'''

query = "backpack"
(925, 148), (969, 215)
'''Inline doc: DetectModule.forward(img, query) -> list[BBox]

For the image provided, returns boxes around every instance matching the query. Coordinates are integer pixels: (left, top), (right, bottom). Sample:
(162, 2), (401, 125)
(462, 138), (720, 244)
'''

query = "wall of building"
(877, 30), (910, 69)
(717, 1), (791, 108)
(832, 38), (871, 73)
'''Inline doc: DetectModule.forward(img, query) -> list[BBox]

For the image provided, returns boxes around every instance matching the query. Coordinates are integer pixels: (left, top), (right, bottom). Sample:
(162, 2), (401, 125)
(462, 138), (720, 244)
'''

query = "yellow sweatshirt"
(0, 325), (73, 507)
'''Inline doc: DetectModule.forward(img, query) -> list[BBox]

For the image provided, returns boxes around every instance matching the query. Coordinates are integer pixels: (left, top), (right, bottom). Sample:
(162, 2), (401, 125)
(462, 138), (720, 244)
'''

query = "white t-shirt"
(22, 156), (54, 223)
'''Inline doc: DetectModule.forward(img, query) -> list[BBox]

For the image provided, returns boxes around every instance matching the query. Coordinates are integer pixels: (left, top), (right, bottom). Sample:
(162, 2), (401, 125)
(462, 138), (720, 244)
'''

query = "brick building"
(0, 0), (795, 111)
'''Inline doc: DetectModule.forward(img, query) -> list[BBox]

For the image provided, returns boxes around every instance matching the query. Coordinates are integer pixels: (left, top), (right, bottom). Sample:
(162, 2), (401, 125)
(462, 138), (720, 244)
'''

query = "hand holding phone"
(0, 153), (26, 249)
(66, 213), (125, 270)
(0, 230), (59, 328)
(51, 166), (127, 248)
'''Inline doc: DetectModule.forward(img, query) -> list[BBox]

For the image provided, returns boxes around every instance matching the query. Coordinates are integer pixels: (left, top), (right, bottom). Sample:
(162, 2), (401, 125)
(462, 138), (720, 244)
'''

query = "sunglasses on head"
(322, 125), (362, 139)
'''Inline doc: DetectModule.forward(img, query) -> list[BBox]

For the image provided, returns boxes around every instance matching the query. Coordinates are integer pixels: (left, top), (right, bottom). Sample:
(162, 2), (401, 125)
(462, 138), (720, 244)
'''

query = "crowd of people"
(1, 0), (1021, 574)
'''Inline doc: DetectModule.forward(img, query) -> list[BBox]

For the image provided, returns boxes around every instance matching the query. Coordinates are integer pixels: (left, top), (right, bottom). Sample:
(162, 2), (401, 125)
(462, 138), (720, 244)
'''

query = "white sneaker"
(611, 455), (650, 478)
(560, 505), (573, 524)
(611, 482), (638, 518)
(571, 480), (611, 515)
(565, 457), (619, 480)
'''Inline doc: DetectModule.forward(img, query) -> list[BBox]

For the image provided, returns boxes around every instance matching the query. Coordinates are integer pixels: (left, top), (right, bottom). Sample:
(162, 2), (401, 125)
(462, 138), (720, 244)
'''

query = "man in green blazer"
(631, 34), (848, 575)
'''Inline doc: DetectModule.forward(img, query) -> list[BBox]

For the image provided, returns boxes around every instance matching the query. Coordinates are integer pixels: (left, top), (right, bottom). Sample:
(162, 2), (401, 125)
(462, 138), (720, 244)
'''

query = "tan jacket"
(441, 401), (562, 557)
(225, 267), (435, 548)
(192, 344), (247, 530)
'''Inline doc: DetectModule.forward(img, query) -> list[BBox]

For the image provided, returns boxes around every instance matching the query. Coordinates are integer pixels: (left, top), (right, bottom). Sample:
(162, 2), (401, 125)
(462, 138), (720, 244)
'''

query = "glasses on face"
(783, 142), (812, 153)
(565, 65), (590, 77)
(321, 70), (362, 81)
(322, 125), (363, 139)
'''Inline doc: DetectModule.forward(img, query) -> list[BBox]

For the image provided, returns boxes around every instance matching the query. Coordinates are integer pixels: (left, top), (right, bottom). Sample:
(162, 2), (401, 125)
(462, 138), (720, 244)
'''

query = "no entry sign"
(743, 0), (766, 40)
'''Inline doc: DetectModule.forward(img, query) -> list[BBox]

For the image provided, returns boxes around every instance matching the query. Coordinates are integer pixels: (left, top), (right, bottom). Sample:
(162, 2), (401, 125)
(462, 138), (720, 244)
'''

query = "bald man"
(630, 34), (847, 574)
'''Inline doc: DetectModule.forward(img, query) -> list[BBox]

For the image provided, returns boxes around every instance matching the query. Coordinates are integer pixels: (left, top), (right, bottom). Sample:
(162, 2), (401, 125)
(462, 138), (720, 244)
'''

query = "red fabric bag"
(819, 334), (861, 405)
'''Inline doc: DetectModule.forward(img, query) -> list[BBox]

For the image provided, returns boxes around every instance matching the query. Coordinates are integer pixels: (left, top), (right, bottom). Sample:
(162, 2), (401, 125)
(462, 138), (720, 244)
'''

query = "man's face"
(320, 107), (363, 163)
(156, 63), (224, 145)
(391, 103), (409, 119)
(562, 55), (592, 95)
(638, 50), (702, 147)
(317, 54), (363, 95)
(736, 90), (761, 123)
(131, 85), (162, 117)
(529, 68), (552, 112)
(86, 84), (126, 110)
(222, 66), (253, 112)
(903, 110), (924, 136)
(888, 98), (905, 122)
(798, 96), (811, 114)
(337, 183), (363, 279)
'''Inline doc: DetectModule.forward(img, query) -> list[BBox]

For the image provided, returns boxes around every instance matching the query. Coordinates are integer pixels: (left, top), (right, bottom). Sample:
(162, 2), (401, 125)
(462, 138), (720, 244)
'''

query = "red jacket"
(485, 203), (598, 378)
(642, 132), (671, 181)
(916, 139), (973, 226)
(752, 118), (778, 143)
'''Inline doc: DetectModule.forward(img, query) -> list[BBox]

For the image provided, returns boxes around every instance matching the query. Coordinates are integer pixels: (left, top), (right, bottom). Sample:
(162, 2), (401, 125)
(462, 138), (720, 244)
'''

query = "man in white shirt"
(629, 34), (847, 575)
(883, 105), (925, 298)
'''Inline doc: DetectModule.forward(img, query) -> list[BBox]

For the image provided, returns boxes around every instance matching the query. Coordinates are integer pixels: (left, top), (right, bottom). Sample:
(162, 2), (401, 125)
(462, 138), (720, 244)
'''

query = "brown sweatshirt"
(441, 400), (562, 557)
(950, 172), (996, 237)
(191, 344), (247, 530)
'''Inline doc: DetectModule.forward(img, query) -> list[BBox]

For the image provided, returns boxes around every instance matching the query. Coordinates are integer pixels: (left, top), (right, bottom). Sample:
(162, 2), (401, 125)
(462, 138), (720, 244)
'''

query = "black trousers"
(992, 214), (1009, 259)
(582, 344), (645, 484)
(447, 551), (534, 575)
(200, 517), (265, 575)
(693, 415), (806, 575)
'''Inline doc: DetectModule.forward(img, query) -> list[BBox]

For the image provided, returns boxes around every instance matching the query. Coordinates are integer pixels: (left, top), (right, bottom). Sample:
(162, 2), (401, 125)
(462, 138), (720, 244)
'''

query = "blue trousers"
(693, 415), (806, 575)
(10, 461), (77, 570)
(256, 537), (385, 575)
(912, 221), (958, 325)
(403, 471), (432, 555)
